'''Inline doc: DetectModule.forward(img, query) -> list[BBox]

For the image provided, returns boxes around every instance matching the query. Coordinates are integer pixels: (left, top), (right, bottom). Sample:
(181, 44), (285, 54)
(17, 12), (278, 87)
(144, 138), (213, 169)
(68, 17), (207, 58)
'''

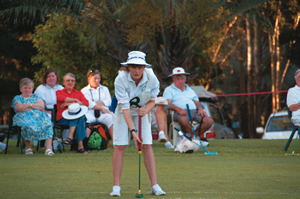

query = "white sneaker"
(110, 185), (121, 197)
(151, 184), (166, 196)
(164, 141), (174, 149)
(0, 142), (7, 152)
(158, 131), (167, 142)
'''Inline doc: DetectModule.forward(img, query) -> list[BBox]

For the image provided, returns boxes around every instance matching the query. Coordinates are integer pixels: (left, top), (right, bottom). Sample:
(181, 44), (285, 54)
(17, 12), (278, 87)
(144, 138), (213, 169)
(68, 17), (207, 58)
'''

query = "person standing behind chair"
(287, 69), (300, 125)
(81, 69), (113, 140)
(56, 73), (89, 154)
(110, 51), (166, 197)
(12, 78), (55, 156)
(163, 67), (214, 143)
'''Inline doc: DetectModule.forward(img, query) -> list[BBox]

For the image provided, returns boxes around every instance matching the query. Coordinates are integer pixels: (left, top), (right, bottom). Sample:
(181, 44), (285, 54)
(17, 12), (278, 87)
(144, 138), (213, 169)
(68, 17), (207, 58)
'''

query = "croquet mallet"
(175, 127), (217, 155)
(135, 115), (144, 198)
(185, 104), (217, 155)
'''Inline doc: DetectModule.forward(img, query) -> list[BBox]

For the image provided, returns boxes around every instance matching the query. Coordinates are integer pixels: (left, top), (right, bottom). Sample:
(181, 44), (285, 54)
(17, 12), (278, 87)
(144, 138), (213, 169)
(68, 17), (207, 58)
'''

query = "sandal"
(77, 148), (88, 154)
(45, 149), (55, 156)
(25, 149), (33, 155)
(63, 138), (73, 145)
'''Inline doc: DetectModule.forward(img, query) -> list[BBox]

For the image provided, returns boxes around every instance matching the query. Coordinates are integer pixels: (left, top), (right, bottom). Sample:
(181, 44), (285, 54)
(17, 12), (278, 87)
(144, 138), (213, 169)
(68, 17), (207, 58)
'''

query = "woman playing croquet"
(110, 51), (166, 197)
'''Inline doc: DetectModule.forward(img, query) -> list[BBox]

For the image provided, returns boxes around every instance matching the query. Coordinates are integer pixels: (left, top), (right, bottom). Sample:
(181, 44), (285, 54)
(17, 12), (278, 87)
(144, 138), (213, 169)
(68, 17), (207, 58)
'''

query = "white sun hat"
(62, 103), (88, 120)
(168, 67), (190, 77)
(121, 51), (152, 68)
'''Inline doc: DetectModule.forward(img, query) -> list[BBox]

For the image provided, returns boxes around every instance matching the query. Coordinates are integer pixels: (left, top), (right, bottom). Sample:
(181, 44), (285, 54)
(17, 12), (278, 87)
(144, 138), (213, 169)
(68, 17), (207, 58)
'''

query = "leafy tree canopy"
(32, 14), (118, 91)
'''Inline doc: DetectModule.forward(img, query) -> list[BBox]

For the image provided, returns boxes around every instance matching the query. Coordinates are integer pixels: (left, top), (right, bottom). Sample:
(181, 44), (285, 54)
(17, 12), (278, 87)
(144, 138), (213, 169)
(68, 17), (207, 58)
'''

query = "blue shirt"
(163, 83), (199, 110)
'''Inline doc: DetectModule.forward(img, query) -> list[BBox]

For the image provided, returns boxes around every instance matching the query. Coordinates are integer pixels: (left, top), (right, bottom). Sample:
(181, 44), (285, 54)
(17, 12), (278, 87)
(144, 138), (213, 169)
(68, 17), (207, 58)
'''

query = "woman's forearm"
(123, 109), (136, 130)
(15, 103), (29, 112)
(143, 100), (155, 114)
(32, 103), (44, 111)
(65, 97), (79, 103)
(93, 104), (110, 114)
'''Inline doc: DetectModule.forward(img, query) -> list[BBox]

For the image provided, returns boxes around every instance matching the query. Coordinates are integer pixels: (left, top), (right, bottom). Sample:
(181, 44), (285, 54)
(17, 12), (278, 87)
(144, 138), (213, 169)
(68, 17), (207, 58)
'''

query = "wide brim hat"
(62, 103), (88, 120)
(121, 51), (152, 68)
(168, 67), (190, 77)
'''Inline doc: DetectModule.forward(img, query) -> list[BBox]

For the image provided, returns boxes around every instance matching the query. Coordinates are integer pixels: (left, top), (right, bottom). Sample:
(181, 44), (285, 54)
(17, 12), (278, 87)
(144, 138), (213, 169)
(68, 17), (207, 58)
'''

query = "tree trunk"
(275, 1), (281, 111)
(253, 14), (262, 136)
(280, 12), (300, 90)
(246, 14), (254, 138)
(269, 21), (276, 112)
(238, 42), (247, 138)
(269, 1), (281, 112)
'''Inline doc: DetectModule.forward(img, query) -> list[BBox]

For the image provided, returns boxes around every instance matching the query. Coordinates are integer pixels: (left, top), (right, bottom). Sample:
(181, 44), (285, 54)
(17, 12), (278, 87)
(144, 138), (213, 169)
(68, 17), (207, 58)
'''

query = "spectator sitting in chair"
(81, 69), (113, 141)
(56, 73), (89, 154)
(35, 68), (64, 113)
(163, 67), (214, 146)
(12, 78), (55, 156)
(287, 69), (300, 125)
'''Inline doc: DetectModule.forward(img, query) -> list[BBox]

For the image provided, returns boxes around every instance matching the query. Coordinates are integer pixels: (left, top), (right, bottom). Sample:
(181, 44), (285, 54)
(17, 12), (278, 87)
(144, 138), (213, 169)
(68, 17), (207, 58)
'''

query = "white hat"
(121, 51), (152, 68)
(168, 67), (190, 77)
(62, 103), (88, 120)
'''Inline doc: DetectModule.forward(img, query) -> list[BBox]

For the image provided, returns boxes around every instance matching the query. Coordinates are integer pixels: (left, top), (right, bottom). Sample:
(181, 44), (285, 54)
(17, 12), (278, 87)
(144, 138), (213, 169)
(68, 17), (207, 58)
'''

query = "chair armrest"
(45, 106), (55, 123)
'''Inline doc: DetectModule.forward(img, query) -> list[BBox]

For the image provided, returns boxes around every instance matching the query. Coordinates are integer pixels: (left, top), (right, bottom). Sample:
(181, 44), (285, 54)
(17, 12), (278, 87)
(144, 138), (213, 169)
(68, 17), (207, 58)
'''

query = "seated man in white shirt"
(287, 69), (300, 125)
(163, 67), (214, 146)
(81, 69), (113, 141)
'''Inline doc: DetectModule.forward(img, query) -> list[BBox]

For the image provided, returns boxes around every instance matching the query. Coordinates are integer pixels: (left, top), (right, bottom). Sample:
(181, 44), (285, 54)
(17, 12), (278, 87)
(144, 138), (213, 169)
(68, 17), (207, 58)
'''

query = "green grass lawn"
(1, 139), (300, 199)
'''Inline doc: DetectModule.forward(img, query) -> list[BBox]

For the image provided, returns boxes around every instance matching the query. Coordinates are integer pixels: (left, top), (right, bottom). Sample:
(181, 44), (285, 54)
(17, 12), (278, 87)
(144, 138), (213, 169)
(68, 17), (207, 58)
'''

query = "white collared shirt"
(287, 85), (300, 121)
(81, 84), (111, 110)
(34, 84), (64, 108)
(114, 69), (159, 110)
(163, 83), (199, 110)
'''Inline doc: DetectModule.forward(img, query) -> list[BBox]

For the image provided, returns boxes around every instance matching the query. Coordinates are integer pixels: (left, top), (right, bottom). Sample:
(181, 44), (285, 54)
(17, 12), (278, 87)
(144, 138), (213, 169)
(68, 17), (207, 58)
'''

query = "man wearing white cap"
(163, 67), (214, 143)
(110, 51), (166, 197)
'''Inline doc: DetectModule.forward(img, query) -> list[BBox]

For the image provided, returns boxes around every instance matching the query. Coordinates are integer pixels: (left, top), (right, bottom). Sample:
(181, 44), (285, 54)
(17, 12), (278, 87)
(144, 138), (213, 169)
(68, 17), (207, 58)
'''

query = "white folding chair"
(168, 110), (201, 147)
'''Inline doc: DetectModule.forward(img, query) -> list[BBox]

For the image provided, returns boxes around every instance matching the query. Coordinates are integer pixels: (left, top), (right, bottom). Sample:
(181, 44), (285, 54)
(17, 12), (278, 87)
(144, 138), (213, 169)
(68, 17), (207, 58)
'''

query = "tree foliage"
(31, 14), (117, 90)
(0, 0), (86, 26)
(2, 0), (300, 137)
(82, 0), (271, 89)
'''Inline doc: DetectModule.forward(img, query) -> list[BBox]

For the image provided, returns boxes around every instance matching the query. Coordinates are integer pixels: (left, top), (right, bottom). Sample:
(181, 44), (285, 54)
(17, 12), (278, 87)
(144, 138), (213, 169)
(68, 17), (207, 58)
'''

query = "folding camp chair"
(5, 107), (23, 154)
(168, 110), (200, 147)
(52, 104), (69, 152)
(284, 106), (299, 152)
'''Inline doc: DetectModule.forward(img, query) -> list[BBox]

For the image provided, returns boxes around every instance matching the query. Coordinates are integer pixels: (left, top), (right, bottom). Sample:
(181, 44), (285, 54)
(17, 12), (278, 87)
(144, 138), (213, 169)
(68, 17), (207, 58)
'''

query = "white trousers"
(85, 110), (113, 128)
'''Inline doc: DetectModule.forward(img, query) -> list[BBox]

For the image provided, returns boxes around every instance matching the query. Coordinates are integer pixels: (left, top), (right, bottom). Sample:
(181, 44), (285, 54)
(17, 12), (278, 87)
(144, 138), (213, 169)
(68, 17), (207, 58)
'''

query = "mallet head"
(135, 192), (143, 198)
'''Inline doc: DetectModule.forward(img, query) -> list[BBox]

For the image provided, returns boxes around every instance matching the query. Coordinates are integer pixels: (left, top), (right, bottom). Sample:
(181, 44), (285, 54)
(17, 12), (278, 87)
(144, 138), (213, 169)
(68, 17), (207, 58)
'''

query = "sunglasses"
(65, 79), (75, 82)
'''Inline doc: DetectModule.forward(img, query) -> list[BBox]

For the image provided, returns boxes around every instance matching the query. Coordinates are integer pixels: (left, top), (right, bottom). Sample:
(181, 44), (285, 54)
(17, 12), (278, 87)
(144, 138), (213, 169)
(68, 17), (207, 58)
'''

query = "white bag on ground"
(174, 137), (200, 153)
